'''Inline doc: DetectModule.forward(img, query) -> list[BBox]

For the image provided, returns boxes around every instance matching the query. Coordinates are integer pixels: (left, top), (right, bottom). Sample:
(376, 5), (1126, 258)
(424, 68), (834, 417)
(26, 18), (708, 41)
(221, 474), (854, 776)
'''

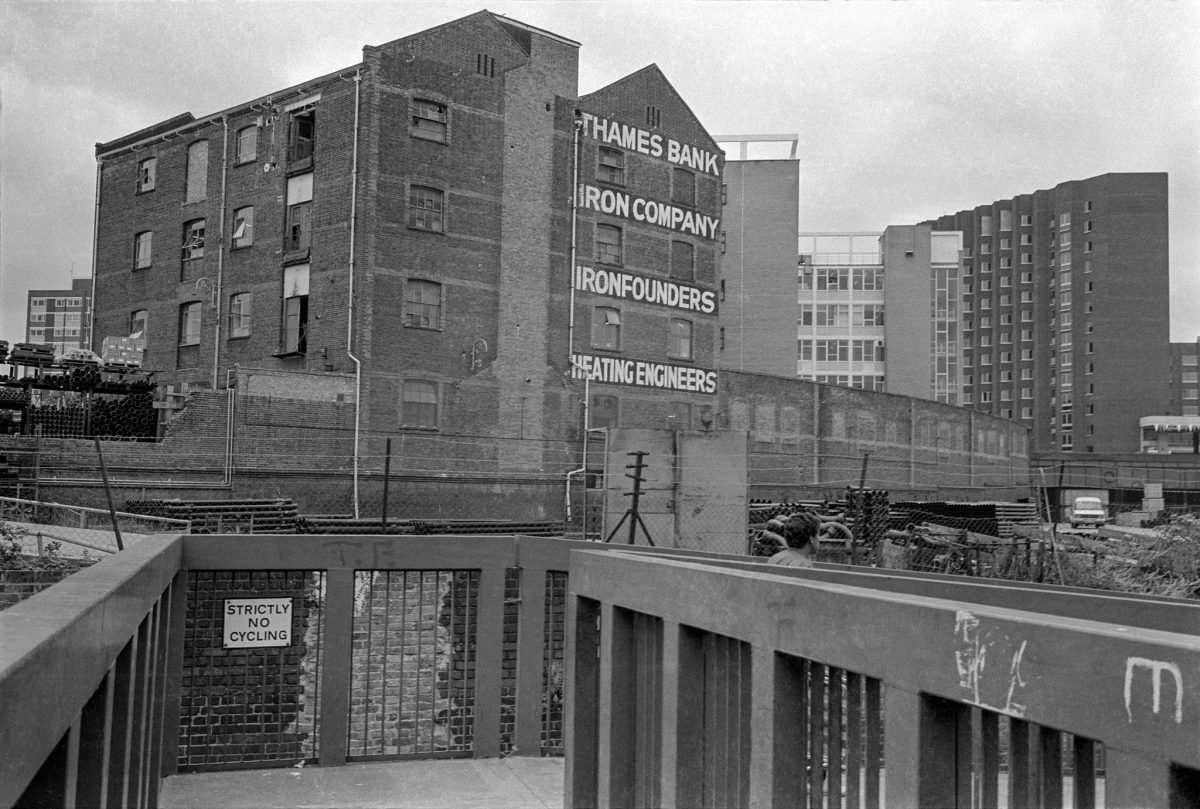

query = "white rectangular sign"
(223, 598), (293, 648)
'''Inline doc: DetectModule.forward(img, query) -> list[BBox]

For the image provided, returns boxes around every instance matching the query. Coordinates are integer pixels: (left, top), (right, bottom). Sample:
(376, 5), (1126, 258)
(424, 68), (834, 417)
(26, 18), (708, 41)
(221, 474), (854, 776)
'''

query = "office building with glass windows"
(24, 278), (92, 355)
(787, 174), (1169, 454)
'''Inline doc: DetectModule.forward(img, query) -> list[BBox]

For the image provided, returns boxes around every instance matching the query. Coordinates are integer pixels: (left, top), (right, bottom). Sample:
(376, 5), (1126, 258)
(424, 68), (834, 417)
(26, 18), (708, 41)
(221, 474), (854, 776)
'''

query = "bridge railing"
(564, 549), (1200, 808)
(0, 535), (182, 809)
(4, 535), (1199, 808)
(2, 533), (693, 806)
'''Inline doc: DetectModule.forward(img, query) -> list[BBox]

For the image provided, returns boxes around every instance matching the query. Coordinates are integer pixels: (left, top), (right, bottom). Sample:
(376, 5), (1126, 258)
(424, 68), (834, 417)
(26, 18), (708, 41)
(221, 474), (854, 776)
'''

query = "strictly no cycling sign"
(223, 598), (293, 648)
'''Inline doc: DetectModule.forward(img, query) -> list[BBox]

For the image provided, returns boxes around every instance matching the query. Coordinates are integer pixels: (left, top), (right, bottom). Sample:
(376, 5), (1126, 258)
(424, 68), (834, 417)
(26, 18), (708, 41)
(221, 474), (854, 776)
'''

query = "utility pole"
(604, 450), (655, 545)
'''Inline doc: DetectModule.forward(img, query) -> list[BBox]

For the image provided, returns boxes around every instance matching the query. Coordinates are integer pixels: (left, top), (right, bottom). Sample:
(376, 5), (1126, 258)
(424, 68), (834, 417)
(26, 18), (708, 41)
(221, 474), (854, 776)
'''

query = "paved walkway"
(160, 757), (564, 809)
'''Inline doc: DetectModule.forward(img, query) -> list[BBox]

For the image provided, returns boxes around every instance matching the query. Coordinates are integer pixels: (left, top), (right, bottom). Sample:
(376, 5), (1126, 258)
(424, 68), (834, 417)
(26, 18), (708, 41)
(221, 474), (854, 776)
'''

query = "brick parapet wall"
(179, 570), (321, 770)
(0, 560), (94, 610)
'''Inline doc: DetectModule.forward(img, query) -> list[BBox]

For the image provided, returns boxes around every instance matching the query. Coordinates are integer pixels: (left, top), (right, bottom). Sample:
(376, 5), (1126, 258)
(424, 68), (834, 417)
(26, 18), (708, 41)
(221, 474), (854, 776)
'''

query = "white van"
(1069, 496), (1107, 528)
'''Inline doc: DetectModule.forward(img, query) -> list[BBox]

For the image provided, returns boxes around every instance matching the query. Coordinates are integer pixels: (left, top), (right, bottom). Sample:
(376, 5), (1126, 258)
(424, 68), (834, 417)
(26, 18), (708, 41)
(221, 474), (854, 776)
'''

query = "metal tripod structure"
(604, 450), (655, 546)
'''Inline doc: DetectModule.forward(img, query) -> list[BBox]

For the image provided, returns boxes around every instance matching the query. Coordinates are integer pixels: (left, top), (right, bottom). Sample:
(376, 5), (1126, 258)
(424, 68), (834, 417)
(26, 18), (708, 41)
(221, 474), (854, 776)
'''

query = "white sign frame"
(223, 597), (294, 649)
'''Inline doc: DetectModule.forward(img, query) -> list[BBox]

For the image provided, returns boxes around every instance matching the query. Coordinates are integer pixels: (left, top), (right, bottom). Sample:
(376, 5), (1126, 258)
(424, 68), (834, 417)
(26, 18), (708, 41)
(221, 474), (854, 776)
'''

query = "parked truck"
(1069, 494), (1108, 529)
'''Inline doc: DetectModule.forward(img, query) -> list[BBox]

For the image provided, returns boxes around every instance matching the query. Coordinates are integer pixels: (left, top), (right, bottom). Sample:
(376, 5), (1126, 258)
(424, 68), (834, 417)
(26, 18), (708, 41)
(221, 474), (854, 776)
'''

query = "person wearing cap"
(762, 512), (821, 567)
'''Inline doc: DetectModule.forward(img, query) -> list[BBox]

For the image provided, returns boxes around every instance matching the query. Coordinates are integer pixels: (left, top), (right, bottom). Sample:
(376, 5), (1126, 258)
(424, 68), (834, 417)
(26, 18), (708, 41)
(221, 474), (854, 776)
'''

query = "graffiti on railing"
(1003, 639), (1028, 716)
(1124, 656), (1183, 724)
(954, 609), (1029, 717)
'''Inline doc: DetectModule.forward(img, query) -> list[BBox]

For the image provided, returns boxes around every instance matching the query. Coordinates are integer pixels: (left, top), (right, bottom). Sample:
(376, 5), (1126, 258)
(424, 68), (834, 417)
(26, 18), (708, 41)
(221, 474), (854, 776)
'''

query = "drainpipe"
(564, 368), (590, 523)
(564, 114), (587, 526)
(347, 70), (363, 518)
(212, 116), (229, 390)
(87, 159), (102, 352)
(566, 112), (583, 363)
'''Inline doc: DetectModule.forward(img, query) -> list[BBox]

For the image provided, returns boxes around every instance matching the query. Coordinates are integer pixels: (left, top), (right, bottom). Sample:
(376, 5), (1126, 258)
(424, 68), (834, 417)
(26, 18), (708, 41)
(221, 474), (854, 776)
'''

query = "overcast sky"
(2, 0), (1198, 346)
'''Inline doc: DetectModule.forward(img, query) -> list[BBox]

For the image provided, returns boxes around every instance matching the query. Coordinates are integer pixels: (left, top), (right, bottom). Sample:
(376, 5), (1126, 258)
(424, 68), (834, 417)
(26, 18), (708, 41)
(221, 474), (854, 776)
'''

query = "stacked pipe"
(29, 403), (88, 437)
(91, 393), (156, 439)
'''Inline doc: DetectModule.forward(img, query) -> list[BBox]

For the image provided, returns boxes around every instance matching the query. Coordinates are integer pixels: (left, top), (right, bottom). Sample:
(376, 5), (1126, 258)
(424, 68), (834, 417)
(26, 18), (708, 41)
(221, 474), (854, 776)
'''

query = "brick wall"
(347, 570), (479, 758)
(0, 559), (94, 610)
(179, 571), (322, 770)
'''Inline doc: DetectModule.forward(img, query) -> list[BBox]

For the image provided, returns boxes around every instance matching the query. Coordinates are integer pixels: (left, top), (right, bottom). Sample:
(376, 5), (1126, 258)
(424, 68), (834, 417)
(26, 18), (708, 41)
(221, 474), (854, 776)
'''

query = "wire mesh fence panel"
(501, 568), (519, 755)
(542, 571), (568, 756)
(178, 570), (325, 771)
(347, 570), (478, 759)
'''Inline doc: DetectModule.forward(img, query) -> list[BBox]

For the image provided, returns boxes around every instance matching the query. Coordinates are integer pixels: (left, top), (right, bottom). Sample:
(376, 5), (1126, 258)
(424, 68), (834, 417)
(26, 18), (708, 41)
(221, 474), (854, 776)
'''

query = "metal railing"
(564, 550), (1200, 808)
(3, 534), (1199, 808)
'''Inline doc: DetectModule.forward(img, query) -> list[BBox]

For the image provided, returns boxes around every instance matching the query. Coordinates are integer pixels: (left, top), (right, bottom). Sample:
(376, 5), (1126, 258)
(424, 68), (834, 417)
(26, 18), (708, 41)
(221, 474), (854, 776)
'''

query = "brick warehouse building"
(88, 12), (725, 504)
(71, 10), (1034, 522)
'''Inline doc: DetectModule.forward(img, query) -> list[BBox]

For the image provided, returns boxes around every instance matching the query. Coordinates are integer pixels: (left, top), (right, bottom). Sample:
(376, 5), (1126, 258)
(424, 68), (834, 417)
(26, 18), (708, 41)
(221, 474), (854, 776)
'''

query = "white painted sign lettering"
(580, 184), (721, 240)
(572, 352), (717, 395)
(574, 265), (717, 315)
(579, 112), (721, 176)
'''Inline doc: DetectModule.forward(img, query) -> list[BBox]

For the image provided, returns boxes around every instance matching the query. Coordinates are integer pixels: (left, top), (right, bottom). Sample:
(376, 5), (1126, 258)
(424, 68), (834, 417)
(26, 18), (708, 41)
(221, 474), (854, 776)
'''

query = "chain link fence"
(0, 495), (189, 558)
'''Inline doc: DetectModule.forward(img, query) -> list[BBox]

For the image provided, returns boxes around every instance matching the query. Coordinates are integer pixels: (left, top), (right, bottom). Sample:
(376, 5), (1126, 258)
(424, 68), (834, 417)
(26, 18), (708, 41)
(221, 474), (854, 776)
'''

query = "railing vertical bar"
(106, 635), (136, 809)
(1103, 747), (1170, 809)
(64, 715), (81, 809)
(317, 568), (354, 767)
(161, 571), (187, 775)
(395, 571), (406, 757)
(515, 564), (547, 757)
(980, 710), (1000, 809)
(808, 661), (826, 808)
(16, 725), (72, 807)
(798, 659), (809, 809)
(845, 670), (863, 809)
(312, 572), (325, 762)
(429, 570), (441, 755)
(660, 621), (682, 809)
(828, 667), (844, 809)
(1010, 717), (1031, 809)
(675, 626), (705, 809)
(135, 601), (158, 808)
(954, 700), (972, 807)
(76, 669), (113, 809)
(633, 614), (655, 808)
(130, 614), (152, 808)
(142, 598), (163, 807)
(466, 570), (477, 751)
(865, 677), (881, 809)
(652, 615), (665, 808)
(710, 638), (729, 806)
(881, 686), (921, 808)
(474, 563), (506, 758)
(696, 634), (712, 808)
(148, 583), (173, 806)
(737, 639), (751, 809)
(599, 603), (634, 809)
(564, 595), (600, 809)
(380, 571), (390, 757)
(1039, 727), (1064, 809)
(1072, 737), (1096, 809)
(763, 653), (806, 807)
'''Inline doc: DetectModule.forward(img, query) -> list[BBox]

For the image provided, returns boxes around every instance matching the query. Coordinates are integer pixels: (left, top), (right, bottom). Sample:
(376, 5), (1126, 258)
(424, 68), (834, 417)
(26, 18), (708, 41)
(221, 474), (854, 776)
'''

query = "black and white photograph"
(1, 2), (1198, 807)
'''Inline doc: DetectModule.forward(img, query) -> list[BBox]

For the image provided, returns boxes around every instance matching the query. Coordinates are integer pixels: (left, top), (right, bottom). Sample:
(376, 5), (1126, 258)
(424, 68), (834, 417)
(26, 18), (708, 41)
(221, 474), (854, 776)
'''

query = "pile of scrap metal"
(877, 522), (999, 574)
